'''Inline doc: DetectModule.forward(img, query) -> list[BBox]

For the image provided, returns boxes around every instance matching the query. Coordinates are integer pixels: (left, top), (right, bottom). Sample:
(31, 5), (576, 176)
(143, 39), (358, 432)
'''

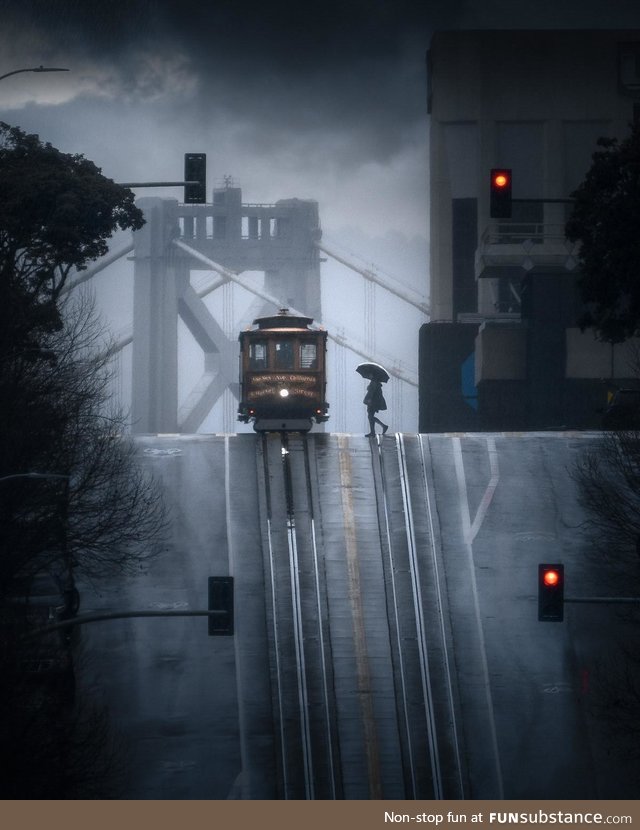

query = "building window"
(274, 217), (290, 238)
(213, 216), (226, 239)
(618, 42), (640, 96)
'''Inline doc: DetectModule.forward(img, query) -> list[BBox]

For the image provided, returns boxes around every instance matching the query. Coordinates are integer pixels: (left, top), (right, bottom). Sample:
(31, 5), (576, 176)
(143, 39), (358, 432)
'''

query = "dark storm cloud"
(3, 0), (640, 233)
(3, 1), (439, 64)
(1, 0), (456, 166)
(3, 0), (640, 171)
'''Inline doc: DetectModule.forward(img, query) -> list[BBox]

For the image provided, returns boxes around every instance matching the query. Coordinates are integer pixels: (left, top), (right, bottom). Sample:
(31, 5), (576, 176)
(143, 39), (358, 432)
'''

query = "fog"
(1, 0), (639, 432)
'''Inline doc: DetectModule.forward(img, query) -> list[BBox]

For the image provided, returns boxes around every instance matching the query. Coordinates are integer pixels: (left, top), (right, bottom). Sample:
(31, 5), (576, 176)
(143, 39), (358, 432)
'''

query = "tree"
(573, 430), (640, 772)
(565, 120), (640, 343)
(0, 294), (167, 797)
(0, 122), (144, 359)
(574, 429), (640, 573)
(0, 293), (168, 593)
(0, 123), (161, 591)
(0, 127), (164, 795)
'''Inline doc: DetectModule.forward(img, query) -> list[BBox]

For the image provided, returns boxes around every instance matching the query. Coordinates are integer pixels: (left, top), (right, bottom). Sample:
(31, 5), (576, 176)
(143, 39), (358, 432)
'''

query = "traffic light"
(490, 168), (512, 219)
(184, 153), (207, 204)
(538, 564), (564, 622)
(208, 576), (234, 635)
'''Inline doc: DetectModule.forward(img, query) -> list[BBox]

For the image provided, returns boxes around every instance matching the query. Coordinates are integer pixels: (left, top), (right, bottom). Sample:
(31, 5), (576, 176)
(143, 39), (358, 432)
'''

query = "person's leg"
(374, 416), (388, 433)
(366, 408), (376, 436)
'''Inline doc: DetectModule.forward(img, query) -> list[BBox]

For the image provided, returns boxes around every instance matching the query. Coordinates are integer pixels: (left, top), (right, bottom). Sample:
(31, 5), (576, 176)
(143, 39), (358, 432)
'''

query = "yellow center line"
(337, 435), (382, 798)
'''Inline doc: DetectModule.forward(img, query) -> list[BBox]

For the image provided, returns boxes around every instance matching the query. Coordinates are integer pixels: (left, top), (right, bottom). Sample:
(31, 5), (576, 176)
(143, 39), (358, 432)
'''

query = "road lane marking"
(453, 436), (504, 799)
(469, 437), (499, 544)
(338, 434), (382, 799)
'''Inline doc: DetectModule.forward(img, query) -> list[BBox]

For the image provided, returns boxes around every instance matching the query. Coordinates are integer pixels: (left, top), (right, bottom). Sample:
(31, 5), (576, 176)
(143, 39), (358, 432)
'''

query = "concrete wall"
(429, 29), (640, 322)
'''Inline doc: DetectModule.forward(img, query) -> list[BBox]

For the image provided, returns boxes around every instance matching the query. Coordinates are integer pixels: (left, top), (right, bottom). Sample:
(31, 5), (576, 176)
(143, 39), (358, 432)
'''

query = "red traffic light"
(543, 569), (560, 587)
(538, 564), (564, 622)
(490, 167), (512, 219)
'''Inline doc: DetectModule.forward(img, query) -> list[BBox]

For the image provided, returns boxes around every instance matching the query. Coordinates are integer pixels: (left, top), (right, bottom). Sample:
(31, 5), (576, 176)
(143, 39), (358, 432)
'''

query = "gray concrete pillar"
(131, 198), (180, 433)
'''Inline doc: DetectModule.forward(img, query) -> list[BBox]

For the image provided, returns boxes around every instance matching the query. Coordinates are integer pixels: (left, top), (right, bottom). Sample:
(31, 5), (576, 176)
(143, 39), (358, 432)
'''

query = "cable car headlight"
(279, 388), (289, 398)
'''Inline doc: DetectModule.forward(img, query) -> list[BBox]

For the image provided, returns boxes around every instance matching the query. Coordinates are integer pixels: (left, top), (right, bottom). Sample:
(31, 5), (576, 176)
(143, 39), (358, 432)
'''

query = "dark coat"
(363, 379), (387, 412)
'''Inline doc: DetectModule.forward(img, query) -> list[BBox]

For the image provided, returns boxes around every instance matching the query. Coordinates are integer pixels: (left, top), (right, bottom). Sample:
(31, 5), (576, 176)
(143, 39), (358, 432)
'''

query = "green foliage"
(0, 122), (144, 357)
(566, 121), (640, 343)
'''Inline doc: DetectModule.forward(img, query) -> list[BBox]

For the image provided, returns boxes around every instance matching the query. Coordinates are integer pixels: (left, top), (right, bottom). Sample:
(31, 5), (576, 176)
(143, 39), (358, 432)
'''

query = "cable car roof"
(251, 308), (316, 331)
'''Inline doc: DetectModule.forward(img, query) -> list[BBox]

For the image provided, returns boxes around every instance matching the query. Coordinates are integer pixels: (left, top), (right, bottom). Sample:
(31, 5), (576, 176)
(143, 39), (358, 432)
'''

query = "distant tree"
(0, 293), (167, 593)
(574, 429), (640, 573)
(573, 429), (640, 769)
(0, 122), (144, 359)
(565, 121), (640, 343)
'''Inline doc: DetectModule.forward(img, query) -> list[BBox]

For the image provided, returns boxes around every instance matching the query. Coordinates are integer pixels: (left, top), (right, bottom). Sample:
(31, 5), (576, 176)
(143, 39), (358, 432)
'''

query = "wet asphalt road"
(78, 432), (640, 799)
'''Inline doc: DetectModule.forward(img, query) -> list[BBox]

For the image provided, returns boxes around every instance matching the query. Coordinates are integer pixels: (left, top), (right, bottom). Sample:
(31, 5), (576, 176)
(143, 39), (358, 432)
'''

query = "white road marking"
(453, 436), (504, 799)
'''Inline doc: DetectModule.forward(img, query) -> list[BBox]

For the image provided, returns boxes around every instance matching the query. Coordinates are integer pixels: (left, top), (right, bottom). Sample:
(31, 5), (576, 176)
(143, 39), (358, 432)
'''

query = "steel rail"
(395, 434), (443, 799)
(258, 436), (290, 797)
(371, 433), (418, 796)
(418, 434), (466, 797)
(302, 436), (338, 798)
(281, 434), (315, 798)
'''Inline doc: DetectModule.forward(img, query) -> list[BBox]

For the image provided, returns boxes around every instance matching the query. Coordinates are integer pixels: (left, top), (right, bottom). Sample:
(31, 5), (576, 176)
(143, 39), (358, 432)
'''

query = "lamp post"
(0, 66), (69, 83)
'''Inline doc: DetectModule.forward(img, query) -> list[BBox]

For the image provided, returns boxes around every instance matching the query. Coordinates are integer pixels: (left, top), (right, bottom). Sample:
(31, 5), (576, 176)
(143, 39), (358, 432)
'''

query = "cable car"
(238, 308), (329, 432)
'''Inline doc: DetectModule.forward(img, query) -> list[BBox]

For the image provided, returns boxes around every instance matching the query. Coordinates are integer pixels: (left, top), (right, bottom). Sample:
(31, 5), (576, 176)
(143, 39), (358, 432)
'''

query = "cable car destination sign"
(247, 373), (319, 400)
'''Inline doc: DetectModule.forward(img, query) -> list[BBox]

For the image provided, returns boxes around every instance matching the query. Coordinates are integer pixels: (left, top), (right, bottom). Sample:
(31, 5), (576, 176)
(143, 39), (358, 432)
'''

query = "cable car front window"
(275, 340), (294, 369)
(249, 341), (267, 370)
(300, 343), (317, 369)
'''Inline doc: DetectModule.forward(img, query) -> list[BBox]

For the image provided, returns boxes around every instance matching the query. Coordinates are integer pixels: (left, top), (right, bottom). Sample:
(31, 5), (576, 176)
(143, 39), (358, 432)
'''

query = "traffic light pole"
(118, 152), (207, 203)
(511, 198), (574, 204)
(117, 181), (201, 188)
(26, 575), (234, 637)
(565, 596), (640, 604)
(25, 608), (227, 638)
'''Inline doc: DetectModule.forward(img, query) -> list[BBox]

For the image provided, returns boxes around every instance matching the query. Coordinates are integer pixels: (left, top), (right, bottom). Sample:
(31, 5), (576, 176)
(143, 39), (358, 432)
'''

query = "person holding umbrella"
(356, 362), (389, 437)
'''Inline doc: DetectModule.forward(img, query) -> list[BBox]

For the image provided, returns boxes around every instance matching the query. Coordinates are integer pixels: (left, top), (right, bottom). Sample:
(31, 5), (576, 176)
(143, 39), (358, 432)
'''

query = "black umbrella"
(356, 362), (390, 383)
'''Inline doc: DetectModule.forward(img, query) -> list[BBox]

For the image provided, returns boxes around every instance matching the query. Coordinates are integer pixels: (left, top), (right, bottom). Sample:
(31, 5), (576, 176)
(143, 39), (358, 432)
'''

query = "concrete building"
(420, 30), (640, 431)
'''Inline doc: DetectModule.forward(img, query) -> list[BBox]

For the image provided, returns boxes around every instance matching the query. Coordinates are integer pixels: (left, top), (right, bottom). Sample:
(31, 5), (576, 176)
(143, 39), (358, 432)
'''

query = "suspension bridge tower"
(131, 184), (322, 433)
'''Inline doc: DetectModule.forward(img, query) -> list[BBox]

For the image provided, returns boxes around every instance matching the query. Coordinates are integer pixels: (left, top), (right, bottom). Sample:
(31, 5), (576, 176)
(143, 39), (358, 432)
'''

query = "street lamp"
(0, 66), (69, 83)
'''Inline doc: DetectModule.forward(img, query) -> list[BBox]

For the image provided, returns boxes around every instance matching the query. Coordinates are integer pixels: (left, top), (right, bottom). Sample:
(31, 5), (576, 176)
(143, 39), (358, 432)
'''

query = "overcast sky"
(2, 0), (640, 242)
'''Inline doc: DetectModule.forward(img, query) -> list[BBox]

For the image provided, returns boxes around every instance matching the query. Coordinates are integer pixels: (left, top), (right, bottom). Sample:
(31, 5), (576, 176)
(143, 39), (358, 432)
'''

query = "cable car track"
(256, 431), (465, 799)
(371, 433), (466, 799)
(257, 432), (341, 799)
